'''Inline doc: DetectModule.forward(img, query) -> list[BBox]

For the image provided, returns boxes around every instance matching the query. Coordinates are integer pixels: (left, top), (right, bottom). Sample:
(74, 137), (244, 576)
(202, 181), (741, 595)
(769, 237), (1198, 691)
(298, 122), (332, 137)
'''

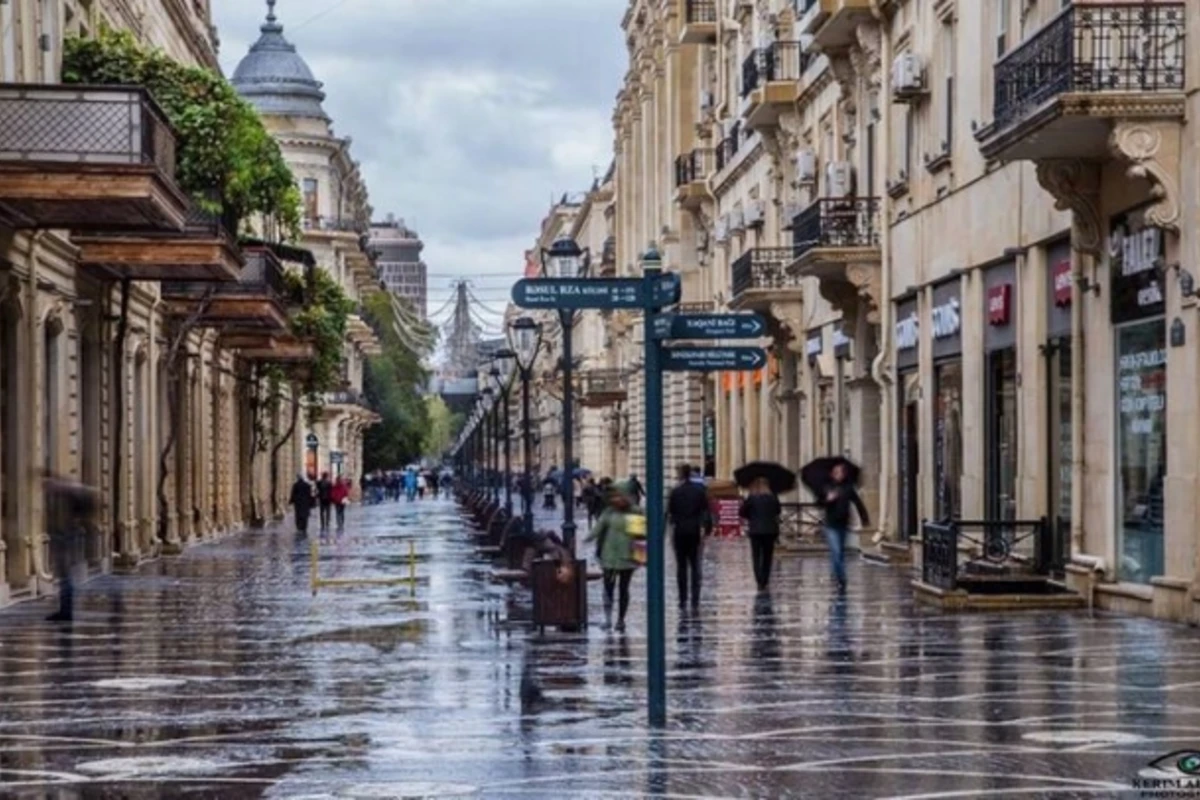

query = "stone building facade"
(371, 216), (428, 320)
(566, 0), (1200, 622)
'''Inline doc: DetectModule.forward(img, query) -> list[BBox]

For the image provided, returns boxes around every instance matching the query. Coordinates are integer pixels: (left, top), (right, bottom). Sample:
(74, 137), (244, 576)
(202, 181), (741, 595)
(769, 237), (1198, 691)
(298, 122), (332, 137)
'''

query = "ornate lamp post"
(541, 234), (590, 553)
(481, 387), (496, 507)
(491, 349), (517, 520)
(508, 316), (544, 538)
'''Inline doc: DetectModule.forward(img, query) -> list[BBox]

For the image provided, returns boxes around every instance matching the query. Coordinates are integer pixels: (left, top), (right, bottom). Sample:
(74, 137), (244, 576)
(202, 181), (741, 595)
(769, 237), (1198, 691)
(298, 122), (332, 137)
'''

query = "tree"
(421, 395), (460, 459)
(360, 292), (433, 471)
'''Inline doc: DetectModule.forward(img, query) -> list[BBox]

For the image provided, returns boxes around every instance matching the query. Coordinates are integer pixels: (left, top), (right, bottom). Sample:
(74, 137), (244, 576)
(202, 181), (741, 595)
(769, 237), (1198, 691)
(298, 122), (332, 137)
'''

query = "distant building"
(371, 214), (427, 319)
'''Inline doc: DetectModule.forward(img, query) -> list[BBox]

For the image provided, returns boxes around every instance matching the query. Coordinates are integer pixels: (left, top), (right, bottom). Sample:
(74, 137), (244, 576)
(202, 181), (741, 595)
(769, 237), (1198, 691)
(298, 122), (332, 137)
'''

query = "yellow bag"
(627, 513), (646, 539)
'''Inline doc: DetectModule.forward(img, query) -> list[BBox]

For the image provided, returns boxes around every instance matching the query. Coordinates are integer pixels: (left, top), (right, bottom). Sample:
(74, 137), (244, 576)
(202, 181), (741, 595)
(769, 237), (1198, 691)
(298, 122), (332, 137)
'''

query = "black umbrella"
(733, 461), (797, 495)
(799, 456), (861, 498)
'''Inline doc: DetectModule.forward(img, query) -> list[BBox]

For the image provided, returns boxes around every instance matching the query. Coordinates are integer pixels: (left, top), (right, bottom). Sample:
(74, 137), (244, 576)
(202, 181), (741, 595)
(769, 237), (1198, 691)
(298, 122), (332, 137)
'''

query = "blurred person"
(43, 473), (97, 623)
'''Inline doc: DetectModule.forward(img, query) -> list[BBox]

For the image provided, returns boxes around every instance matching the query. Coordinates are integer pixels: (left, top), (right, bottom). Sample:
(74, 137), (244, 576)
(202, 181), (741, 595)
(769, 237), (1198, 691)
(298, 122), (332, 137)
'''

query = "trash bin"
(531, 557), (587, 632)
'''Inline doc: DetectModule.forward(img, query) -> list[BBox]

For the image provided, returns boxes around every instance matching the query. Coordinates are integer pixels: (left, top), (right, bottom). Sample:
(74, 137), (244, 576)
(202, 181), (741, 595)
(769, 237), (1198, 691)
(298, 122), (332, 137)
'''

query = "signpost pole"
(642, 262), (667, 729)
(560, 308), (577, 553)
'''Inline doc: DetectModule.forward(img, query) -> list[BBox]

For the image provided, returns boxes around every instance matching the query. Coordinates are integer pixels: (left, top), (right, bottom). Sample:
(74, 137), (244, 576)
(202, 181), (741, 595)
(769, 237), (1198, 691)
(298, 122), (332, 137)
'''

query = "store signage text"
(806, 336), (822, 357)
(931, 297), (961, 339)
(1110, 217), (1165, 321)
(895, 313), (919, 351)
(1052, 260), (1072, 307)
(987, 284), (1012, 326)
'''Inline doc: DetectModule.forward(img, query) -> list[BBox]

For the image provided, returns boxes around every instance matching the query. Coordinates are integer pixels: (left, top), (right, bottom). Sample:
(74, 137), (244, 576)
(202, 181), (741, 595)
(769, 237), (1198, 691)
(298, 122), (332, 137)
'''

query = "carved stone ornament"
(1035, 159), (1102, 257)
(854, 21), (883, 85)
(846, 263), (882, 325)
(769, 299), (805, 351)
(1109, 121), (1181, 232)
(828, 50), (858, 113)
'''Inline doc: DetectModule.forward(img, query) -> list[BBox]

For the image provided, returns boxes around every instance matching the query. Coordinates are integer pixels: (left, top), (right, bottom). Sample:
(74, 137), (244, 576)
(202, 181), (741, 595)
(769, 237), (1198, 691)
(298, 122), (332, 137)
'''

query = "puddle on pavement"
(294, 620), (431, 653)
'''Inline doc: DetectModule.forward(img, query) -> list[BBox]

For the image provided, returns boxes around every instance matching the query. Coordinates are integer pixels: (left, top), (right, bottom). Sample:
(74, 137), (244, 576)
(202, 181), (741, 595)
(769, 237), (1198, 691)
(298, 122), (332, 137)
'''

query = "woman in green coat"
(585, 481), (642, 632)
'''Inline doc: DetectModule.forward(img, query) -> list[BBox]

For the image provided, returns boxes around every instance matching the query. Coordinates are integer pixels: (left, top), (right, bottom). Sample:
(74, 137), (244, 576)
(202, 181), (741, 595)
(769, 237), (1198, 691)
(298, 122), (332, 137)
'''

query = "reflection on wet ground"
(1, 498), (1198, 798)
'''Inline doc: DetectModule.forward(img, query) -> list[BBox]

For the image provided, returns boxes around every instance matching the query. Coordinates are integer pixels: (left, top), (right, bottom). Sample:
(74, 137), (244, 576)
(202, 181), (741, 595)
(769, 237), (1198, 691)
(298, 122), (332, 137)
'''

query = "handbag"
(627, 512), (647, 566)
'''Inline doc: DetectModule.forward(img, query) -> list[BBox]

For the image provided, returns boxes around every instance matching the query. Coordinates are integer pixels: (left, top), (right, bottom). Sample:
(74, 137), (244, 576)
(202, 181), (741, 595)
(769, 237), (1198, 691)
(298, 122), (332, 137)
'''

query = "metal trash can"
(531, 557), (587, 632)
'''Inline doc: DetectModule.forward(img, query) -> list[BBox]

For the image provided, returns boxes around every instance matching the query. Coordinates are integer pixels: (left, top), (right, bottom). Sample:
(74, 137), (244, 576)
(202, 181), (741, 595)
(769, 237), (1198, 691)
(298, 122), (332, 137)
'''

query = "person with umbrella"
(734, 462), (793, 592)
(801, 456), (869, 591)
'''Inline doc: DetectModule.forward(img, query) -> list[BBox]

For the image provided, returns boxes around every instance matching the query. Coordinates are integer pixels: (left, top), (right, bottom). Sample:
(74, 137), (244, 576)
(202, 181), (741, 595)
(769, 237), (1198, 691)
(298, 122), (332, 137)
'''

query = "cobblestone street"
(1, 498), (1198, 798)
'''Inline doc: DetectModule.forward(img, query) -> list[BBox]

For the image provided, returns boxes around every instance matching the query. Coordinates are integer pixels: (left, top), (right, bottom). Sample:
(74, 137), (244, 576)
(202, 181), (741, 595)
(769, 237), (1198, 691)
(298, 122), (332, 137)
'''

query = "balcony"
(578, 369), (627, 408)
(221, 332), (317, 363)
(730, 247), (802, 311)
(0, 84), (188, 231)
(800, 0), (875, 50)
(673, 148), (714, 209)
(788, 197), (881, 320)
(977, 3), (1186, 162)
(160, 246), (289, 332)
(74, 202), (243, 282)
(741, 42), (808, 129)
(680, 0), (717, 44)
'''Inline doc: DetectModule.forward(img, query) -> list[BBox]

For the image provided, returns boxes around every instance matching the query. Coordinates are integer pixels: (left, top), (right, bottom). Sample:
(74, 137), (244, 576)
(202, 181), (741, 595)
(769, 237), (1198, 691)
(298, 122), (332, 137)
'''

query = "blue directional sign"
(662, 346), (768, 372)
(652, 312), (767, 340)
(512, 277), (643, 310)
(649, 273), (682, 307)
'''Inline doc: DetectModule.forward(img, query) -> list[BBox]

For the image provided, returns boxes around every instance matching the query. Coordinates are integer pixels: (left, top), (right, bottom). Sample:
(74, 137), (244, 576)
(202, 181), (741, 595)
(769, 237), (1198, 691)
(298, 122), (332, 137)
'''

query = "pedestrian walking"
(668, 463), (711, 612)
(429, 471), (440, 498)
(331, 476), (351, 533)
(585, 480), (642, 633)
(404, 469), (417, 502)
(817, 461), (869, 591)
(542, 476), (557, 511)
(316, 472), (334, 533)
(628, 474), (645, 505)
(740, 477), (782, 592)
(290, 473), (315, 537)
(43, 473), (97, 623)
(417, 471), (427, 499)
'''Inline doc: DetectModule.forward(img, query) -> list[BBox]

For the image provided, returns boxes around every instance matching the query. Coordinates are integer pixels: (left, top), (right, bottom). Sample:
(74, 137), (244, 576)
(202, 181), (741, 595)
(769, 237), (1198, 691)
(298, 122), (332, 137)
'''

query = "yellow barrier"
(310, 537), (422, 596)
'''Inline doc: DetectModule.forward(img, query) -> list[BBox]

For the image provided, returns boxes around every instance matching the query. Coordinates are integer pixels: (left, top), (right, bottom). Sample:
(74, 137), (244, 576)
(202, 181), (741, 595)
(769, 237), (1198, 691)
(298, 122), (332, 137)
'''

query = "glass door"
(985, 348), (1018, 522)
(898, 371), (920, 541)
(1045, 338), (1072, 572)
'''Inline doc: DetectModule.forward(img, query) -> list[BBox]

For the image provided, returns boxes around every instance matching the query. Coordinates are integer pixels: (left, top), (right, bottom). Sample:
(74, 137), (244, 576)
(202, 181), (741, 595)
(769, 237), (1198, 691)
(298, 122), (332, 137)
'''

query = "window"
(302, 179), (319, 223)
(941, 21), (955, 153)
(934, 361), (962, 520)
(996, 0), (1010, 58)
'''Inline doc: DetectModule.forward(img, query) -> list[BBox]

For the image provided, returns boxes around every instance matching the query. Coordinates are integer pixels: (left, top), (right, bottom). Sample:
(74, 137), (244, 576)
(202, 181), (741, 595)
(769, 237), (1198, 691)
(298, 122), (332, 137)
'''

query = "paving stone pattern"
(0, 498), (1197, 798)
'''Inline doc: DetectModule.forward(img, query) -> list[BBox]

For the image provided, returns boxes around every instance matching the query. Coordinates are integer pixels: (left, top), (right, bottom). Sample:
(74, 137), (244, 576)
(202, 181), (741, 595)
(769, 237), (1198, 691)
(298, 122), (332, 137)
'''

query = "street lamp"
(491, 349), (517, 520)
(508, 316), (544, 538)
(481, 388), (496, 505)
(541, 234), (590, 554)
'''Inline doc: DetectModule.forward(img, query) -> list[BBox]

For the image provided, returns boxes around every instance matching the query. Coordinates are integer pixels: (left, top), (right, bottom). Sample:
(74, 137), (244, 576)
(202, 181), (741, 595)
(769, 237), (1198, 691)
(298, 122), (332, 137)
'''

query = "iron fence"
(685, 0), (717, 24)
(921, 517), (1051, 591)
(0, 84), (177, 177)
(715, 121), (741, 171)
(674, 148), (714, 187)
(731, 247), (799, 298)
(791, 197), (881, 259)
(780, 502), (823, 540)
(993, 2), (1185, 130)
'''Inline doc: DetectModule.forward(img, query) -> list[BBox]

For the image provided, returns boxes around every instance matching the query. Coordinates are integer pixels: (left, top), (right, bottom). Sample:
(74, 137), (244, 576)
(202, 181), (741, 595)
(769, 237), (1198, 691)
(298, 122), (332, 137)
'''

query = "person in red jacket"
(331, 476), (351, 533)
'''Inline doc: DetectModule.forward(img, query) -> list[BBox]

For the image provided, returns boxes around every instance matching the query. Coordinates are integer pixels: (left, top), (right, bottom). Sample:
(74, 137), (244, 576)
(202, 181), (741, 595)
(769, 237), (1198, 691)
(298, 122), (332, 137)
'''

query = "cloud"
(213, 0), (626, 330)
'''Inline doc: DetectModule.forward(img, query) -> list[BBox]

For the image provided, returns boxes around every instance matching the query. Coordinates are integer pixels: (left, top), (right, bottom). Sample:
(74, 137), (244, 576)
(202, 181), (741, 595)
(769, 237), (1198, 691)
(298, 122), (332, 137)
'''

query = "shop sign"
(833, 327), (853, 359)
(896, 313), (919, 351)
(710, 496), (743, 537)
(1111, 211), (1166, 324)
(1052, 260), (1072, 307)
(987, 284), (1012, 325)
(931, 297), (961, 339)
(806, 333), (822, 363)
(702, 412), (716, 458)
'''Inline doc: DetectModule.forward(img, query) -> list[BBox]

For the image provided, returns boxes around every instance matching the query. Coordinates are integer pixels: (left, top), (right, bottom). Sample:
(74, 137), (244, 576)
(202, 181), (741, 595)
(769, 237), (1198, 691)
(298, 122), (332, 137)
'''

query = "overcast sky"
(213, 0), (626, 334)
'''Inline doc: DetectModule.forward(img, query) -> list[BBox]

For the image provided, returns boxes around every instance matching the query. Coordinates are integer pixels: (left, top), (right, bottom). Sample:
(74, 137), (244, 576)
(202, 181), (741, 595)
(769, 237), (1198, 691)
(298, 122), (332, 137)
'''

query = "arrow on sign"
(655, 312), (767, 340)
(661, 346), (768, 372)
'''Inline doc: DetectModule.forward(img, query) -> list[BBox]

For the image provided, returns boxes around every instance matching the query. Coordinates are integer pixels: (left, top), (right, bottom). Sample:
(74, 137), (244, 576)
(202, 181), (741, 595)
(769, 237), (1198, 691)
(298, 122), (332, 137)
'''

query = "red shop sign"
(988, 283), (1012, 326)
(709, 497), (743, 538)
(1052, 259), (1073, 307)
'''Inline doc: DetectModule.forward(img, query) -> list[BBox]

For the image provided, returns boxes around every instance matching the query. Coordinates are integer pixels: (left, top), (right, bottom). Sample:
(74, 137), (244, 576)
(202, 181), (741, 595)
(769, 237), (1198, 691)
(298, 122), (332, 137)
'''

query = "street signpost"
(512, 261), (767, 729)
(651, 312), (767, 341)
(662, 346), (767, 372)
(305, 433), (319, 449)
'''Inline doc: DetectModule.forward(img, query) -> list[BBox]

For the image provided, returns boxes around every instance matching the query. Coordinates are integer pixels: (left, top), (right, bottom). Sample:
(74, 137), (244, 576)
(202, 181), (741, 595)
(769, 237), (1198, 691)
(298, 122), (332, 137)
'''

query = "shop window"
(302, 178), (319, 224)
(1116, 320), (1166, 584)
(934, 361), (962, 520)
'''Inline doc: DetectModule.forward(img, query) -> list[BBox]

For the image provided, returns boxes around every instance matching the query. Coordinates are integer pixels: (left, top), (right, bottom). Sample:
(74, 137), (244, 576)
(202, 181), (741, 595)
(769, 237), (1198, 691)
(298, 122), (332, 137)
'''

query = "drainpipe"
(26, 232), (53, 584)
(869, 15), (894, 546)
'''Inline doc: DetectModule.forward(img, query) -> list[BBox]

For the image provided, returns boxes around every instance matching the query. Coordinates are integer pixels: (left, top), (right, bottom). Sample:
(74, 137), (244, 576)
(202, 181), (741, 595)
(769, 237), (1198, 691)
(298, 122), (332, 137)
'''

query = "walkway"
(0, 497), (1197, 798)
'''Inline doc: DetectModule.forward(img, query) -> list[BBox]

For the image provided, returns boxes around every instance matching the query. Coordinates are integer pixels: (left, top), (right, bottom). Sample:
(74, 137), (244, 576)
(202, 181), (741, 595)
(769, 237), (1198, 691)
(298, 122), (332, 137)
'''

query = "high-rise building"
(371, 215), (428, 318)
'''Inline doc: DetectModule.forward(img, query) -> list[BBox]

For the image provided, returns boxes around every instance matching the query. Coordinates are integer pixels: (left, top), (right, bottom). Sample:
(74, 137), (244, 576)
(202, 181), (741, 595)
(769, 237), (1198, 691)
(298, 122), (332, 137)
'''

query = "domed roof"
(232, 0), (329, 121)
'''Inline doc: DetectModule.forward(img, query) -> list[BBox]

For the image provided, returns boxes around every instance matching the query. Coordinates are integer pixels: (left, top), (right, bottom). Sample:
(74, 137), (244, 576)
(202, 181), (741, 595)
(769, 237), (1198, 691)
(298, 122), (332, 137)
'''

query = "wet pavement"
(2, 497), (1199, 798)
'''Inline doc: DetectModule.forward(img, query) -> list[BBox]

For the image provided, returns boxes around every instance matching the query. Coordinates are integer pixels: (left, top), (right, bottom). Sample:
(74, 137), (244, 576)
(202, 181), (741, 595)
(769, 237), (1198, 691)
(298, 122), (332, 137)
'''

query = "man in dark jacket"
(316, 472), (334, 533)
(668, 463), (711, 611)
(821, 462), (870, 591)
(291, 474), (315, 536)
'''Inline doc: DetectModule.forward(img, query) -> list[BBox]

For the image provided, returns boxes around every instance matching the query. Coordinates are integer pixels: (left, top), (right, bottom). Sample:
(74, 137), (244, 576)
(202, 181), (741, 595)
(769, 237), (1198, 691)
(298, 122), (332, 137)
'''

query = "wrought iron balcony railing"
(791, 197), (881, 259)
(0, 84), (177, 176)
(992, 3), (1185, 131)
(674, 148), (714, 187)
(685, 0), (717, 24)
(304, 215), (367, 233)
(161, 246), (286, 300)
(731, 247), (799, 298)
(715, 121), (741, 171)
(742, 41), (809, 97)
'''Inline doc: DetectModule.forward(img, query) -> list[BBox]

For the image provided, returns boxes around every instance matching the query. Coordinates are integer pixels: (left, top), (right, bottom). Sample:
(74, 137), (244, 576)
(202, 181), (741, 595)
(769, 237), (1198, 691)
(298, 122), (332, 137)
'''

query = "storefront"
(1044, 240), (1073, 570)
(983, 262), (1018, 523)
(894, 295), (919, 540)
(1110, 207), (1167, 585)
(931, 279), (962, 521)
